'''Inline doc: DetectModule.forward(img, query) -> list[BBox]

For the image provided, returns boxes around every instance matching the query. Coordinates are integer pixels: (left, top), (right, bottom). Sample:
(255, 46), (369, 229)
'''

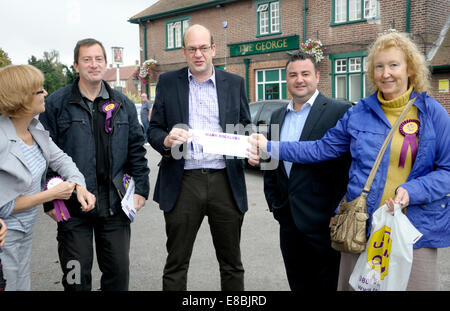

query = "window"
(166, 17), (190, 49)
(330, 52), (369, 103)
(332, 0), (378, 25)
(256, 68), (286, 101)
(257, 1), (281, 36)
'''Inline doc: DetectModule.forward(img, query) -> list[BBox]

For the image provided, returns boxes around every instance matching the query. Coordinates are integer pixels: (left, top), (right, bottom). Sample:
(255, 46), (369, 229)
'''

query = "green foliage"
(0, 48), (12, 68)
(28, 50), (76, 95)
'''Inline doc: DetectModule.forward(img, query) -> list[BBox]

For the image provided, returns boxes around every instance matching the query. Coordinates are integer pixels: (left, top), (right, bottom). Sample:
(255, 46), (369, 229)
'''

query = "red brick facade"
(131, 0), (450, 111)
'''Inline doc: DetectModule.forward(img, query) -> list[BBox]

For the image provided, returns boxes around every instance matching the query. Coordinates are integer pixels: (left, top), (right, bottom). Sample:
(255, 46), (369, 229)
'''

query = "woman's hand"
(0, 218), (7, 247)
(394, 187), (410, 208)
(385, 187), (410, 213)
(49, 181), (76, 200)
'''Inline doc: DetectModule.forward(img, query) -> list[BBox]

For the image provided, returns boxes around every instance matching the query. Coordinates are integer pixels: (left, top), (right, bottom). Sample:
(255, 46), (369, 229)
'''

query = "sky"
(0, 0), (159, 67)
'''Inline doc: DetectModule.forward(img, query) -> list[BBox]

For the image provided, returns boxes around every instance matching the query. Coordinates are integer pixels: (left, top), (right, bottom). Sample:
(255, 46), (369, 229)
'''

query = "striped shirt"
(0, 139), (46, 233)
(184, 68), (226, 170)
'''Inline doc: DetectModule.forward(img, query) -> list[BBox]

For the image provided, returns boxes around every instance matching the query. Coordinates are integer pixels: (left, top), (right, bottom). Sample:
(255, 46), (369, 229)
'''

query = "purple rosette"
(102, 101), (118, 133)
(398, 119), (420, 168)
(45, 176), (71, 222)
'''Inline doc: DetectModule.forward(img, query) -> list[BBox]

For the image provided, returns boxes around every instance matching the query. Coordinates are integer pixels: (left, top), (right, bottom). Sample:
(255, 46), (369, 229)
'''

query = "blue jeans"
(142, 120), (149, 143)
(0, 229), (33, 291)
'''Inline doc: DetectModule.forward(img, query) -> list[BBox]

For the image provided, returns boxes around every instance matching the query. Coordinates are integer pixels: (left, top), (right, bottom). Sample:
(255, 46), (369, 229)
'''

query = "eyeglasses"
(32, 89), (45, 95)
(185, 46), (211, 55)
(80, 56), (105, 64)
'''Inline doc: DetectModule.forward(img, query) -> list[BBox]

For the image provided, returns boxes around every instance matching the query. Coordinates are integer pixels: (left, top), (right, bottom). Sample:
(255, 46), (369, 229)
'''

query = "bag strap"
(361, 97), (417, 195)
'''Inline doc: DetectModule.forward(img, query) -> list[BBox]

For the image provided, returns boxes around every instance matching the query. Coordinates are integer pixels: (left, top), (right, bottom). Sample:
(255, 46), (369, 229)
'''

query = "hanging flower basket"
(134, 59), (158, 85)
(300, 38), (324, 63)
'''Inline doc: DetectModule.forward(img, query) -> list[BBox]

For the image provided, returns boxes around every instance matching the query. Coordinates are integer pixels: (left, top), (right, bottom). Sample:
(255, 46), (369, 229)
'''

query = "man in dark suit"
(148, 24), (251, 291)
(263, 51), (351, 291)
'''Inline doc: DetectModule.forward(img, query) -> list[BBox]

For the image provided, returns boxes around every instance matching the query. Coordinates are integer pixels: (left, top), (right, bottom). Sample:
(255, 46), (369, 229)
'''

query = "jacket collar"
(363, 90), (425, 128)
(176, 67), (228, 130)
(0, 114), (50, 167)
(69, 77), (120, 105)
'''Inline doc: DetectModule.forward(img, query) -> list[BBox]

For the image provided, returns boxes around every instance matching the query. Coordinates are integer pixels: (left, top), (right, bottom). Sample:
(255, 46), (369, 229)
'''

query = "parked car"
(249, 99), (289, 136)
(246, 100), (289, 168)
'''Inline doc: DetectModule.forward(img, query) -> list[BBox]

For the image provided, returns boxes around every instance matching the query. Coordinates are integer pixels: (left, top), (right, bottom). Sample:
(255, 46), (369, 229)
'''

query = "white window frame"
(332, 54), (368, 102)
(335, 0), (347, 23)
(257, 1), (280, 36)
(255, 68), (286, 101)
(364, 0), (377, 18)
(335, 59), (347, 73)
(270, 2), (280, 33)
(259, 6), (269, 35)
(349, 57), (361, 72)
(334, 0), (378, 24)
(349, 0), (361, 21)
(166, 18), (190, 49)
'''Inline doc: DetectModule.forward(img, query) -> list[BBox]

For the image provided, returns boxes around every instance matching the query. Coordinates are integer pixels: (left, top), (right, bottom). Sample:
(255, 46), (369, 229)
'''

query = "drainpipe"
(303, 0), (307, 42)
(140, 20), (149, 96)
(244, 58), (250, 102)
(405, 0), (411, 33)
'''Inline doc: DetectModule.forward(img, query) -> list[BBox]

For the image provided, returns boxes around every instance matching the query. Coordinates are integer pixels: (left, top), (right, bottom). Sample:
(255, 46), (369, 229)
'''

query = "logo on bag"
(367, 226), (392, 280)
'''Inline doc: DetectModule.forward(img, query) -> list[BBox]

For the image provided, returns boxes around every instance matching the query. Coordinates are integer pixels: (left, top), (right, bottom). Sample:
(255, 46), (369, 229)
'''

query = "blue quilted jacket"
(270, 91), (450, 248)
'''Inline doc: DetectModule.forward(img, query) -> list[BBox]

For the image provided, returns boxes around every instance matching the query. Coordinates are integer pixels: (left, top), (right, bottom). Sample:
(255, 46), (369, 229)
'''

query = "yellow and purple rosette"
(399, 119), (420, 168)
(102, 101), (119, 133)
(46, 177), (71, 222)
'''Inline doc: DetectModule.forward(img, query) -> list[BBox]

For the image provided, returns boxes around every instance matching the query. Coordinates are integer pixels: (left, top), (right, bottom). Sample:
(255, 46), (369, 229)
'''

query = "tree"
(0, 48), (12, 68)
(28, 50), (76, 95)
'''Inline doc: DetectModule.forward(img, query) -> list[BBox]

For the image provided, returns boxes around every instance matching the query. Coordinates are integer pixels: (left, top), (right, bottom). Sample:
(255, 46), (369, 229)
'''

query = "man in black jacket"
(149, 24), (250, 291)
(263, 51), (351, 291)
(39, 38), (149, 291)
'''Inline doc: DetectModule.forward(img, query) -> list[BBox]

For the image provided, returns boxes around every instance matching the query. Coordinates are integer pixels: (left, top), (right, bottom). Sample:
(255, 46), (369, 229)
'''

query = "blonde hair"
(367, 31), (430, 93)
(0, 64), (44, 117)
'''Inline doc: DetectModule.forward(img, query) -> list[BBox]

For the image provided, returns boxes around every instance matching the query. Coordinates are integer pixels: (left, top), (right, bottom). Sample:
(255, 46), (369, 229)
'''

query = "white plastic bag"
(349, 204), (422, 291)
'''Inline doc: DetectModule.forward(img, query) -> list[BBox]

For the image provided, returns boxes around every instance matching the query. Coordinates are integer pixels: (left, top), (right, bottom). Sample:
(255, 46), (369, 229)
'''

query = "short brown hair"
(0, 64), (44, 117)
(74, 38), (107, 64)
(367, 31), (430, 93)
(285, 50), (319, 73)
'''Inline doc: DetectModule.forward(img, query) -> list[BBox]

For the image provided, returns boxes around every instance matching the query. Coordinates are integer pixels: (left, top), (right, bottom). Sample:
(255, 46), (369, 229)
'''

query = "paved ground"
(30, 146), (450, 291)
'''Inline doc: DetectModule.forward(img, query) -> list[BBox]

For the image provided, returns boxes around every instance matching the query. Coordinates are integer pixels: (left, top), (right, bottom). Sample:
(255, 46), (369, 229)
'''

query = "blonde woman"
(249, 31), (450, 291)
(0, 64), (95, 290)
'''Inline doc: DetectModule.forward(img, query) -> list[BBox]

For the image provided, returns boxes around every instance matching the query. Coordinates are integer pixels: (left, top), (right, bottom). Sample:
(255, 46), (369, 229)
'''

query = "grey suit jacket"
(0, 114), (85, 208)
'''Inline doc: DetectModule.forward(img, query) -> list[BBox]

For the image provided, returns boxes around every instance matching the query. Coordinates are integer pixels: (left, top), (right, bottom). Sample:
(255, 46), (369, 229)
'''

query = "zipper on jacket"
(72, 100), (100, 209)
(109, 102), (122, 216)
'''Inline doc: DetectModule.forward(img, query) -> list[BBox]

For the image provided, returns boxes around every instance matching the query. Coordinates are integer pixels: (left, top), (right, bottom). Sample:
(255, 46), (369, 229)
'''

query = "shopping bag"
(349, 204), (422, 291)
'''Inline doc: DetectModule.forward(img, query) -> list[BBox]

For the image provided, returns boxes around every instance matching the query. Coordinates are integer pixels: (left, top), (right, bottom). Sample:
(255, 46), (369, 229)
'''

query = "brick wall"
(137, 0), (450, 110)
(429, 73), (450, 114)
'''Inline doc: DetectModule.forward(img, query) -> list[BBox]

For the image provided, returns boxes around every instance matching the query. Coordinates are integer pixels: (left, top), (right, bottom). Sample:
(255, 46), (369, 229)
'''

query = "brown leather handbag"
(330, 98), (416, 253)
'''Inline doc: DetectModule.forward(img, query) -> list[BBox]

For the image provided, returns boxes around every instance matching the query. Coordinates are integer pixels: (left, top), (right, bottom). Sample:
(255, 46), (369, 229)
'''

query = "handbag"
(330, 98), (417, 253)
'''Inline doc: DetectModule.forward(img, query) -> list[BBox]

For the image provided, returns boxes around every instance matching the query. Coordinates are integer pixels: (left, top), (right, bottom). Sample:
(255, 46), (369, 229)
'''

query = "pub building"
(129, 0), (450, 111)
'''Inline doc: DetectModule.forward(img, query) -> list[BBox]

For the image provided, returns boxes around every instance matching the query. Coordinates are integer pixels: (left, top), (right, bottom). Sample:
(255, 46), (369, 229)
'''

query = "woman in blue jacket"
(249, 31), (450, 291)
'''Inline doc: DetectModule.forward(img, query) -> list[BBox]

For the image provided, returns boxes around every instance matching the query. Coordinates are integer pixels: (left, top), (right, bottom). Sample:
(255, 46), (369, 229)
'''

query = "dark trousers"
(163, 169), (244, 291)
(0, 257), (5, 291)
(56, 212), (131, 291)
(274, 207), (340, 291)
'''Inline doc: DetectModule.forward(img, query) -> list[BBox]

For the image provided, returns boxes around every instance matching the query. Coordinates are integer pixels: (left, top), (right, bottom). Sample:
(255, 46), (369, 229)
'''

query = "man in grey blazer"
(263, 51), (352, 291)
(148, 24), (251, 291)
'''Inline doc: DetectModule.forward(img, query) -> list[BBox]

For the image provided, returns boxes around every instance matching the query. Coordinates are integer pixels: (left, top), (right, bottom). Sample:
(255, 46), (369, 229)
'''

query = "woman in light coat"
(0, 64), (95, 290)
